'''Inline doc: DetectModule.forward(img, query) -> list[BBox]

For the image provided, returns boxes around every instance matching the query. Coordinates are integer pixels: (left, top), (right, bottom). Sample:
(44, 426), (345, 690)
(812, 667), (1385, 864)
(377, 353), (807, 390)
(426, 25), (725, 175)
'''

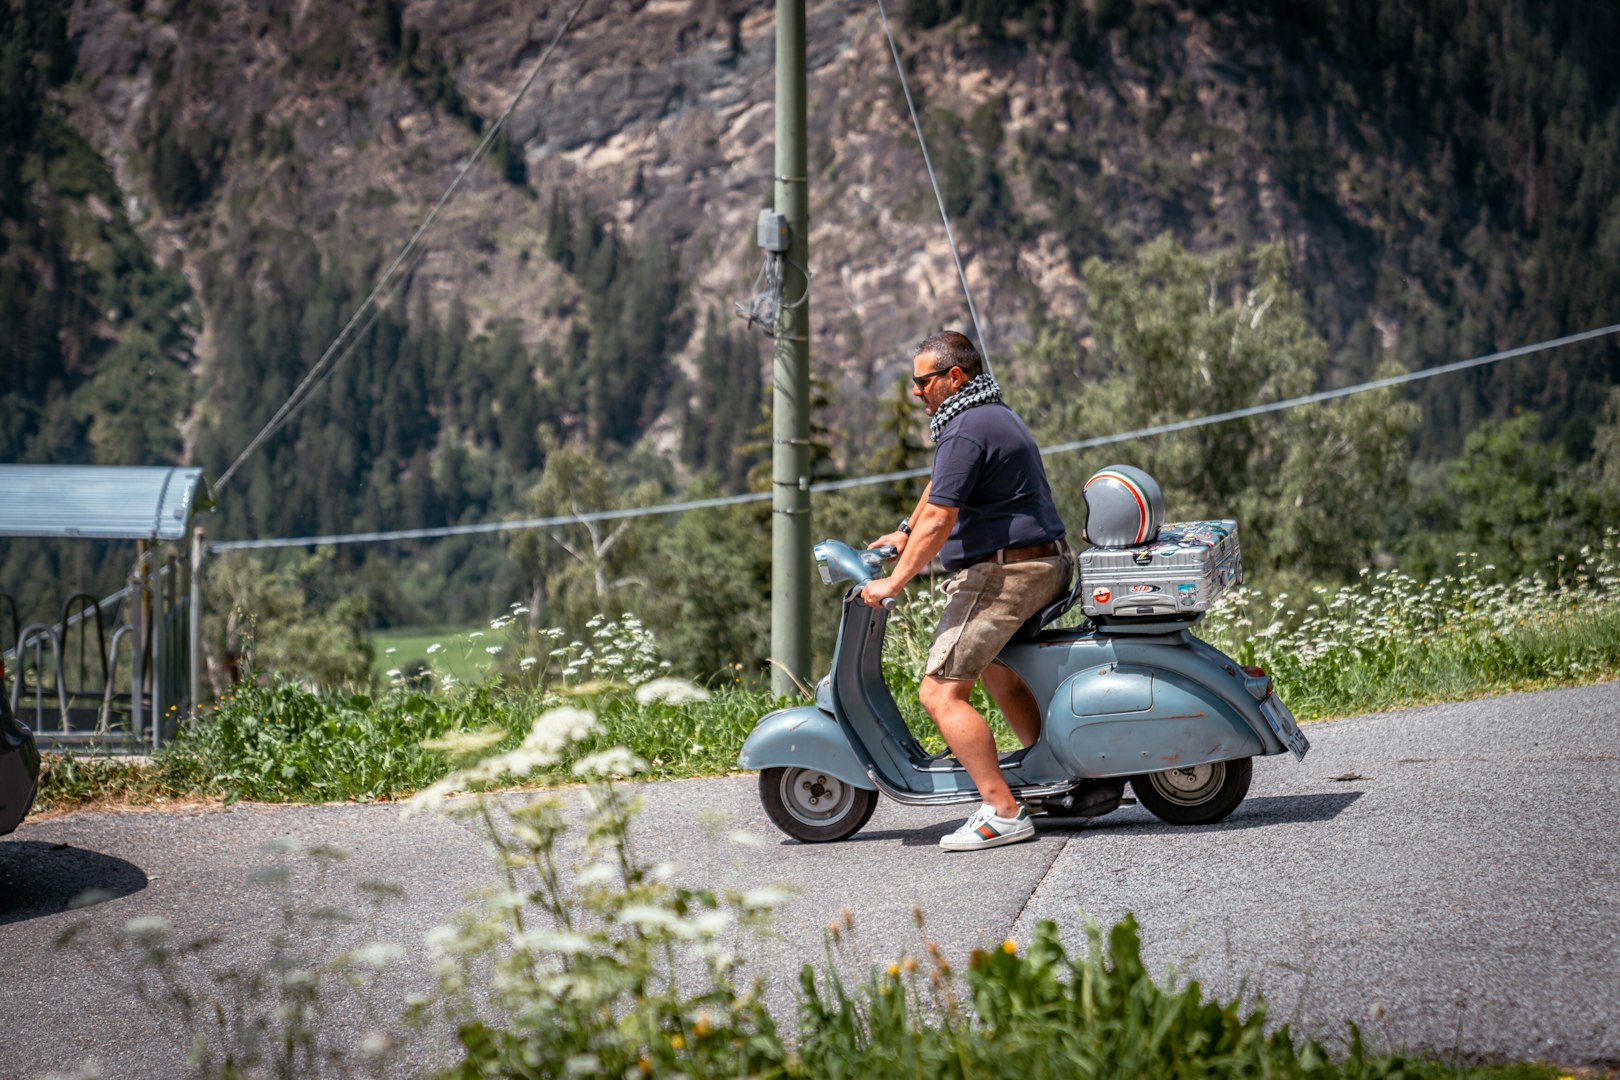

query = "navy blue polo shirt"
(928, 403), (1065, 572)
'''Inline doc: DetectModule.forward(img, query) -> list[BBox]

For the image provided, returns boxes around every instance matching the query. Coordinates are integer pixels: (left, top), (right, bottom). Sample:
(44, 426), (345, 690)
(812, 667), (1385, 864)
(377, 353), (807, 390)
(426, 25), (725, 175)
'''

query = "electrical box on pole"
(770, 0), (811, 696)
(757, 210), (790, 253)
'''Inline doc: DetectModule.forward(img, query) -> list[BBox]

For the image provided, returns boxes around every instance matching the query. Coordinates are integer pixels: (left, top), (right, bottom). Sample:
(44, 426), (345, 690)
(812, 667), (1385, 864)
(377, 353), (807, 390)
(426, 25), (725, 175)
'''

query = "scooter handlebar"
(812, 539), (900, 608)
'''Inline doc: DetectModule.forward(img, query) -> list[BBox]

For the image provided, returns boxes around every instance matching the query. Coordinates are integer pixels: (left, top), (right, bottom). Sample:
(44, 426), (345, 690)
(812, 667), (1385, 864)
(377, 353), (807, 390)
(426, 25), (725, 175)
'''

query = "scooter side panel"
(999, 632), (1285, 779)
(737, 705), (877, 790)
(1053, 668), (1266, 776)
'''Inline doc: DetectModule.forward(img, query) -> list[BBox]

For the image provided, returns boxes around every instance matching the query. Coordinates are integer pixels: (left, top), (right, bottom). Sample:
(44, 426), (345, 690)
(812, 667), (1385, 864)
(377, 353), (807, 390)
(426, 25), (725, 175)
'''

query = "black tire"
(759, 767), (878, 843)
(1130, 757), (1252, 826)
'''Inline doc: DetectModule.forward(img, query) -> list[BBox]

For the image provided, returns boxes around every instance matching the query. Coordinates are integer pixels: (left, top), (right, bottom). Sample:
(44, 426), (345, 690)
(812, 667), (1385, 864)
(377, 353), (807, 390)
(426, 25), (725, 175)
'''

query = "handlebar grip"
(854, 583), (898, 610)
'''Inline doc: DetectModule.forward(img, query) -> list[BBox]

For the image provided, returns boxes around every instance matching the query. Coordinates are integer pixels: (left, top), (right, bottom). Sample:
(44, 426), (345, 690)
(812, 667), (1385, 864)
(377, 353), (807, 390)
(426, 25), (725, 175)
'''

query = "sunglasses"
(911, 366), (958, 388)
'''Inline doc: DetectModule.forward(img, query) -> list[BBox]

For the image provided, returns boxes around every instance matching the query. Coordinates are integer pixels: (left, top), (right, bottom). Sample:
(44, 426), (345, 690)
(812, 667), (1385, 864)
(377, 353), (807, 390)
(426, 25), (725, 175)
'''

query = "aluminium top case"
(1078, 519), (1243, 619)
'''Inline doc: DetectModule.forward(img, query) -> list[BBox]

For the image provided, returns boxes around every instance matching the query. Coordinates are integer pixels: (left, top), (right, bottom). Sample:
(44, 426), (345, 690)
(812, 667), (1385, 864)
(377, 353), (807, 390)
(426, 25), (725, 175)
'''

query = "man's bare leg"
(920, 675), (1018, 817)
(980, 660), (1042, 748)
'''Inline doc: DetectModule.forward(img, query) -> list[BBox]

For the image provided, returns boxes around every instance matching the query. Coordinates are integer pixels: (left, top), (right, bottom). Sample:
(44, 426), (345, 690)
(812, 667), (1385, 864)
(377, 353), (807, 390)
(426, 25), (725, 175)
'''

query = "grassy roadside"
(31, 565), (1620, 1078)
(34, 545), (1620, 814)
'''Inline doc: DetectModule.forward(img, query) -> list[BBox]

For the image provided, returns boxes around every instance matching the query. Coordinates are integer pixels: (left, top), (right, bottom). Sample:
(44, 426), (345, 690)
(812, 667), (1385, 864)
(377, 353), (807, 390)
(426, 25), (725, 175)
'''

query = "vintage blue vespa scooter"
(738, 538), (1310, 843)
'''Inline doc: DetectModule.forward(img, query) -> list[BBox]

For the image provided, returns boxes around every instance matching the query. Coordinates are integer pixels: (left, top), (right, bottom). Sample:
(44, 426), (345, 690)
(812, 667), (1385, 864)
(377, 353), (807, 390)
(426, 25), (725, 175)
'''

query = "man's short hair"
(915, 330), (984, 378)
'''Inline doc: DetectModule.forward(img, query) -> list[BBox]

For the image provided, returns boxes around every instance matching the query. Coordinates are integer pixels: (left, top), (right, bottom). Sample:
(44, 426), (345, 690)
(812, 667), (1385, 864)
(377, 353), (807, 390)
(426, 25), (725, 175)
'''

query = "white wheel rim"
(1147, 762), (1224, 806)
(778, 769), (855, 826)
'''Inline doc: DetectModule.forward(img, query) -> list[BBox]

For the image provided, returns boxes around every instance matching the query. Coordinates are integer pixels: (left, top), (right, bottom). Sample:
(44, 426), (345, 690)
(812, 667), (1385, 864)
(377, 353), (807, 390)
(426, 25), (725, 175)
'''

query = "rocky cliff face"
(61, 0), (1346, 416)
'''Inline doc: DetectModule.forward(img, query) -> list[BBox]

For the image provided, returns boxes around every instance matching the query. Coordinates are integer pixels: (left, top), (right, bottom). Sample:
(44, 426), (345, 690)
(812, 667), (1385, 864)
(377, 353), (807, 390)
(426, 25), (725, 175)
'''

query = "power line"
(214, 0), (593, 492)
(209, 320), (1620, 551)
(875, 0), (990, 372)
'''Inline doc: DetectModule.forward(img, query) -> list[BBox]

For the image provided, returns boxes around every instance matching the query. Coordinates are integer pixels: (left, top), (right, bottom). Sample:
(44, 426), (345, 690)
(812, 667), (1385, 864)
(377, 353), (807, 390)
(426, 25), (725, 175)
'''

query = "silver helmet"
(1082, 465), (1165, 548)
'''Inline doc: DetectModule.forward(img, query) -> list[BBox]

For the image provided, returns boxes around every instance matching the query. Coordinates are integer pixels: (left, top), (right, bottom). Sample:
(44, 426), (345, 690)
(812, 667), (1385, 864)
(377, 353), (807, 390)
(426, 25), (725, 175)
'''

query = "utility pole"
(770, 0), (811, 696)
(190, 526), (204, 715)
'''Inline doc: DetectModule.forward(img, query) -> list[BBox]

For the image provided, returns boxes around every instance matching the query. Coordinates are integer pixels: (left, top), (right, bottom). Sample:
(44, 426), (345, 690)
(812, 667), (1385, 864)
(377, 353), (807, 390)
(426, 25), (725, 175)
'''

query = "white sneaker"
(939, 804), (1035, 851)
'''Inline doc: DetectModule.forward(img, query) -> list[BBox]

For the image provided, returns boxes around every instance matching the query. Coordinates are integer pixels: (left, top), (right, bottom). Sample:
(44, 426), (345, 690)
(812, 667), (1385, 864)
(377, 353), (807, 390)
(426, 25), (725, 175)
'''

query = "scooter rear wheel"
(1131, 757), (1252, 825)
(759, 767), (878, 843)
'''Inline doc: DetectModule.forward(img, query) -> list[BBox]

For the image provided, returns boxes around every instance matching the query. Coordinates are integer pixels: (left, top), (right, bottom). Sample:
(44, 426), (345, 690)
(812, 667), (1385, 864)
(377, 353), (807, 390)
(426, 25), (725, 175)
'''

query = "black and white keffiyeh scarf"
(929, 371), (1003, 443)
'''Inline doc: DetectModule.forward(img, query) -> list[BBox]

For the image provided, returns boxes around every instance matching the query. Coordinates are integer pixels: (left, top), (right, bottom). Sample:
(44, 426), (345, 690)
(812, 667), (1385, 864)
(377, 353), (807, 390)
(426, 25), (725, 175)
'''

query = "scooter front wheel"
(759, 767), (878, 843)
(1131, 757), (1252, 826)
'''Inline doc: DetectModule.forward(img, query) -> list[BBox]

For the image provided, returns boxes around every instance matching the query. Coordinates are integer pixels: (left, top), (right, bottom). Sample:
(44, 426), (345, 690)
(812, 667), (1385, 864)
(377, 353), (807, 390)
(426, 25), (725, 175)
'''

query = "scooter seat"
(1011, 564), (1084, 642)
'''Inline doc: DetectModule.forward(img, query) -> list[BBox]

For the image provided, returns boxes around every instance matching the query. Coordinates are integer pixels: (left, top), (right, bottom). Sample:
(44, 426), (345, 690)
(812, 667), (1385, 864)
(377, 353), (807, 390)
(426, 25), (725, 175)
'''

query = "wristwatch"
(898, 518), (912, 535)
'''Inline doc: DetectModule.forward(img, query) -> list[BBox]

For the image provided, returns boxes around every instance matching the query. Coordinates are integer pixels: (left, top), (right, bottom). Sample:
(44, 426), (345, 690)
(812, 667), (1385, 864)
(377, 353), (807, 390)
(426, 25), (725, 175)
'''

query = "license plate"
(1260, 695), (1310, 761)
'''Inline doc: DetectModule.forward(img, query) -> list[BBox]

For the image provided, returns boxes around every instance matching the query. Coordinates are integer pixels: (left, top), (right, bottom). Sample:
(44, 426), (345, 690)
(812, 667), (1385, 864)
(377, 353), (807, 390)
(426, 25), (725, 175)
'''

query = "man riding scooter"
(861, 331), (1073, 852)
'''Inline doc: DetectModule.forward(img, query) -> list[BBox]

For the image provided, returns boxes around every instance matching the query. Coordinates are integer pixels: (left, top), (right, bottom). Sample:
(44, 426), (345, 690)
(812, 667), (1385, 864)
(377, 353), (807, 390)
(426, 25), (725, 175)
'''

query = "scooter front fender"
(737, 705), (876, 791)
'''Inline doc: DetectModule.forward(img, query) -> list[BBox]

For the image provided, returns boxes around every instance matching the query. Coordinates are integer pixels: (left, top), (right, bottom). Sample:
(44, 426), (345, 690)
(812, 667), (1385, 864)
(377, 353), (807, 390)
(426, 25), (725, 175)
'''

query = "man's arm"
(868, 482), (935, 554)
(861, 499), (958, 608)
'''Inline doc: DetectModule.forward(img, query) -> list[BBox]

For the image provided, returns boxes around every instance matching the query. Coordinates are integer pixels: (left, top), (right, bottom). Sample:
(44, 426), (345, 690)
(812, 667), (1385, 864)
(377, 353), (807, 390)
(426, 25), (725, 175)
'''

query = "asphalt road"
(3, 682), (1617, 1078)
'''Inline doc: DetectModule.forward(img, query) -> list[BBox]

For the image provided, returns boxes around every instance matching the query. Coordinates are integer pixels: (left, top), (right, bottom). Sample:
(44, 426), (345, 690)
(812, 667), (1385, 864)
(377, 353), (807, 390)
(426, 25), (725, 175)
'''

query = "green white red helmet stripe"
(1085, 470), (1150, 543)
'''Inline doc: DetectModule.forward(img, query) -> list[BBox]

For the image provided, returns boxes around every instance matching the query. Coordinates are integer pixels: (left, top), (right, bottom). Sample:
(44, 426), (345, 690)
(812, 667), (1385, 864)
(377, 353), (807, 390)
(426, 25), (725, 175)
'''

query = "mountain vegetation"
(4, 0), (1620, 685)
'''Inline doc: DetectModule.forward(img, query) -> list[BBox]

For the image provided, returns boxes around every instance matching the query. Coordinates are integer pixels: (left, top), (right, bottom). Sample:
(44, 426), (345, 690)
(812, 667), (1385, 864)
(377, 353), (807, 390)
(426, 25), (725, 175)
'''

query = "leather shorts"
(924, 552), (1073, 681)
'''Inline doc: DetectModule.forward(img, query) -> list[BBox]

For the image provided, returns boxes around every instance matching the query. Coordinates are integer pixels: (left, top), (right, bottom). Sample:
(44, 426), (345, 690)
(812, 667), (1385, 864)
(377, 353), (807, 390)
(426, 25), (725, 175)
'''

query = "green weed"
(1204, 536), (1620, 720)
(35, 537), (1620, 815)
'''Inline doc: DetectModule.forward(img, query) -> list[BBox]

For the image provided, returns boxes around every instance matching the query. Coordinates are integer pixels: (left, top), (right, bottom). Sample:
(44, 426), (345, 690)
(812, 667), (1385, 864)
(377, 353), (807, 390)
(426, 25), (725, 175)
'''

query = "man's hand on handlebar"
(869, 530), (909, 556)
(859, 573), (903, 609)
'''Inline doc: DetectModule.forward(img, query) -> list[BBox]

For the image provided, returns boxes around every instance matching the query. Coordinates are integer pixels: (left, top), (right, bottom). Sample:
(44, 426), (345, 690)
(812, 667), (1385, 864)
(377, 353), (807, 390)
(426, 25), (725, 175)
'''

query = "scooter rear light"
(1238, 665), (1272, 700)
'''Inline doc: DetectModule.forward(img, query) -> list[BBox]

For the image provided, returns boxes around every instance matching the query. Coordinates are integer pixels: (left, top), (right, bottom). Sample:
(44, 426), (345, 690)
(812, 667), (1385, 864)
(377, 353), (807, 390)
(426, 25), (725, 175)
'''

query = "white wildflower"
(424, 924), (465, 954)
(281, 969), (316, 992)
(360, 1030), (395, 1059)
(617, 904), (679, 929)
(573, 863), (617, 888)
(635, 678), (711, 706)
(572, 747), (648, 778)
(740, 886), (792, 910)
(521, 707), (596, 759)
(689, 910), (733, 937)
(124, 915), (170, 940)
(427, 643), (443, 655)
(349, 942), (404, 970)
(485, 890), (528, 913)
(517, 930), (596, 955)
(422, 729), (505, 756)
(403, 777), (459, 816)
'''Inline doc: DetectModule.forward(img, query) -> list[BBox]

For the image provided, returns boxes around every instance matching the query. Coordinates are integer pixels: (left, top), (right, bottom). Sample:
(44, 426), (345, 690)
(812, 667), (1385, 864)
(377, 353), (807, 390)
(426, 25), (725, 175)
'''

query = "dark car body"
(1, 658), (40, 835)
